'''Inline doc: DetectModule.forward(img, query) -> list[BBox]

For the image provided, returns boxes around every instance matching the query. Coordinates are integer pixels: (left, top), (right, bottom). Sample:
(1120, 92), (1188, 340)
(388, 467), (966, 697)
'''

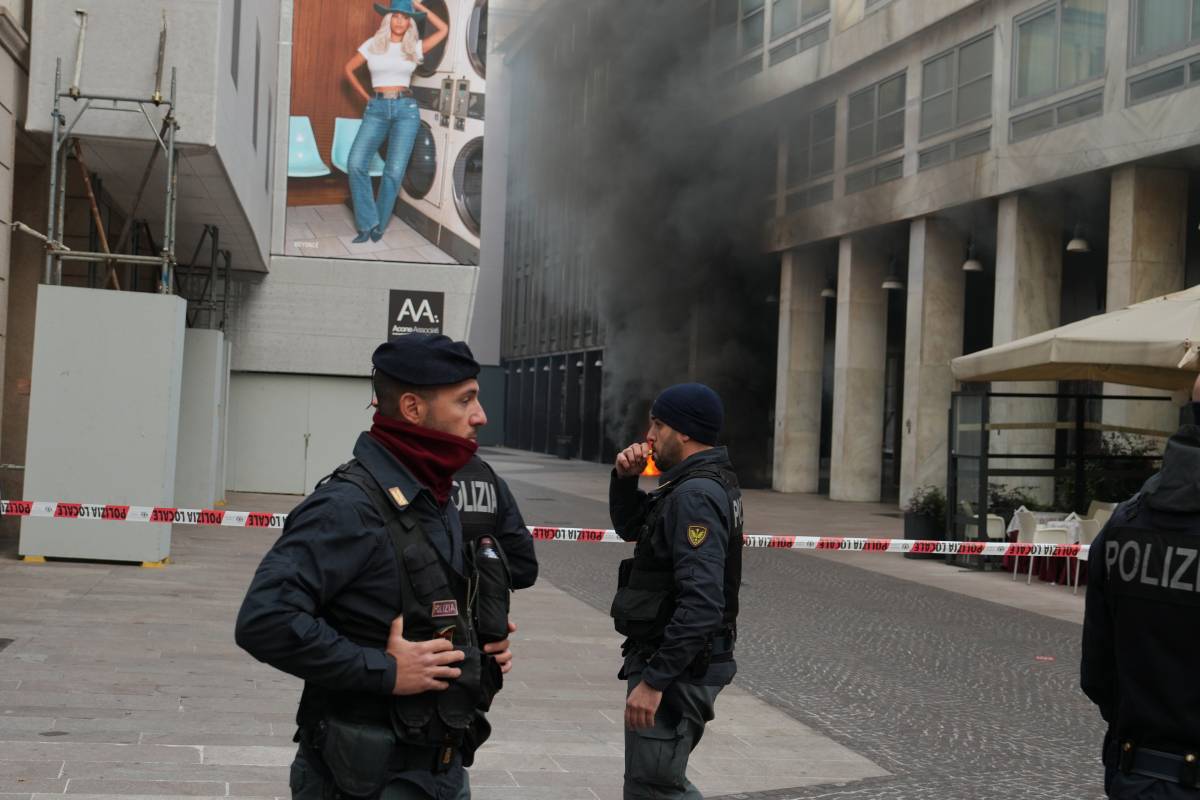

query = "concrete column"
(1104, 166), (1188, 438)
(899, 219), (964, 507)
(992, 193), (1063, 504)
(829, 236), (888, 502)
(773, 250), (826, 493)
(175, 329), (226, 510)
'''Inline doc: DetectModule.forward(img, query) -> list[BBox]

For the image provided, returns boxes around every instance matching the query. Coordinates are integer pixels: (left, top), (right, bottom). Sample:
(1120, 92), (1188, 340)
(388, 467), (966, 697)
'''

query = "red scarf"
(368, 413), (478, 505)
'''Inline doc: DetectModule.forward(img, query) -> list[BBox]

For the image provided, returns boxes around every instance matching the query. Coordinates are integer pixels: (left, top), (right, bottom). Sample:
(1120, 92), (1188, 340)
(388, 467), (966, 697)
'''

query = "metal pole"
(160, 69), (177, 293)
(209, 225), (220, 328)
(1074, 396), (1087, 514)
(153, 11), (167, 104)
(220, 249), (231, 331)
(69, 9), (88, 98)
(44, 60), (62, 285)
(54, 128), (69, 285)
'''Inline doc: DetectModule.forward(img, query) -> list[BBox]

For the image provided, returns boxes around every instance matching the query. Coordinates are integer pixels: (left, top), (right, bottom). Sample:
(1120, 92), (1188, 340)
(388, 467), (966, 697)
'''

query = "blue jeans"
(347, 96), (420, 235)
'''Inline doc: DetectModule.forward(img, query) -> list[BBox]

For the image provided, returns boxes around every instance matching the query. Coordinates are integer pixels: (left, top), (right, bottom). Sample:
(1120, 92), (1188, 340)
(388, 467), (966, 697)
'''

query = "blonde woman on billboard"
(343, 0), (448, 244)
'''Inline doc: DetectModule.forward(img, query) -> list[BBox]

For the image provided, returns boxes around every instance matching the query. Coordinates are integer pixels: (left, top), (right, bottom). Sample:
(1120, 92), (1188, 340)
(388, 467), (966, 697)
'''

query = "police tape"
(0, 500), (1089, 559)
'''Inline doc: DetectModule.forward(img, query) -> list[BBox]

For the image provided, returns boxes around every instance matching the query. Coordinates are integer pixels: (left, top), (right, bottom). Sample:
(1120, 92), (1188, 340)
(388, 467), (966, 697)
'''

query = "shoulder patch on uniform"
(388, 487), (409, 509)
(687, 525), (709, 548)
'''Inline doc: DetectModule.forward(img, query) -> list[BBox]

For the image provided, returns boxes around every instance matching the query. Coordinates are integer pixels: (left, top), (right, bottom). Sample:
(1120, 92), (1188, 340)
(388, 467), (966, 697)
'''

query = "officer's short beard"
(652, 439), (682, 472)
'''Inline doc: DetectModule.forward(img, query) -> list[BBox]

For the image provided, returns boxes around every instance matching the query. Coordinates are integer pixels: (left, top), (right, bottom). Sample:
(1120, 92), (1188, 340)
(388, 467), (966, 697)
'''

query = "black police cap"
(372, 333), (480, 386)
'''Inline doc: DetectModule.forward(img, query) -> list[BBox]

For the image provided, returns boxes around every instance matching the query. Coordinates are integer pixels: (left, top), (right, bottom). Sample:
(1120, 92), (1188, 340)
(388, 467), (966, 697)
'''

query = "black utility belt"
(1120, 742), (1199, 788)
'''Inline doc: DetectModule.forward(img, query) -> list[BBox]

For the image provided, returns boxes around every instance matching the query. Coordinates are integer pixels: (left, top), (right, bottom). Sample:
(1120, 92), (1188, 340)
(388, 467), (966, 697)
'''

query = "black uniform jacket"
(1081, 417), (1200, 758)
(610, 446), (739, 690)
(451, 456), (538, 589)
(235, 432), (469, 699)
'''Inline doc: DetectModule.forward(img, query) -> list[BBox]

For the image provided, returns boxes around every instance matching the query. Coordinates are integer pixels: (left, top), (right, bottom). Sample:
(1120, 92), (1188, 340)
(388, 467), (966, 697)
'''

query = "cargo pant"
(1108, 772), (1200, 799)
(289, 744), (471, 800)
(624, 671), (722, 800)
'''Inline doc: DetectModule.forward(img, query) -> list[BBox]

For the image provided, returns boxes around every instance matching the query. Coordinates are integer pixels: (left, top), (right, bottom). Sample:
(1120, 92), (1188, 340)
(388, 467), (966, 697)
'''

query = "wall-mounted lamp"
(594, 359), (604, 368)
(962, 238), (983, 273)
(575, 360), (584, 368)
(820, 279), (837, 299)
(542, 364), (550, 372)
(881, 255), (904, 291)
(1066, 223), (1091, 254)
(558, 363), (566, 371)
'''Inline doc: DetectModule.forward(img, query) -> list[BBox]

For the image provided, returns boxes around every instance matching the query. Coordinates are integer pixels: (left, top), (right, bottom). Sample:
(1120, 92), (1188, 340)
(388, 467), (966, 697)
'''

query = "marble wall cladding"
(991, 193), (1063, 505)
(830, 235), (888, 502)
(900, 218), (964, 506)
(1102, 165), (1188, 440)
(773, 250), (828, 493)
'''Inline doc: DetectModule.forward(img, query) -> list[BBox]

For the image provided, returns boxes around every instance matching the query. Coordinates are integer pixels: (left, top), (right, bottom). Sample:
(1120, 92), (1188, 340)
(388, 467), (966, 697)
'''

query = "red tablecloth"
(1000, 530), (1088, 587)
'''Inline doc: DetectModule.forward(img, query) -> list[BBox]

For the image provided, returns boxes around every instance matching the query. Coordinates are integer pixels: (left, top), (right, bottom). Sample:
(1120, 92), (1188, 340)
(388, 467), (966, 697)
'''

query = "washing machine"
(397, 0), (487, 265)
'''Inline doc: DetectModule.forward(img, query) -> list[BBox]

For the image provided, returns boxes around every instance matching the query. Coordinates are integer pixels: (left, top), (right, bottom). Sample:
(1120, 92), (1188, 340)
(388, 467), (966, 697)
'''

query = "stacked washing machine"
(399, 0), (486, 265)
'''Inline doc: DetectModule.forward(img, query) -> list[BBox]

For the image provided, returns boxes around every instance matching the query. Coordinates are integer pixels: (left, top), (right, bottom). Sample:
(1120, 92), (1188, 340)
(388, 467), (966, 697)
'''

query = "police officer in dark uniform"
(608, 382), (743, 800)
(1082, 374), (1200, 799)
(235, 333), (519, 800)
(451, 455), (538, 590)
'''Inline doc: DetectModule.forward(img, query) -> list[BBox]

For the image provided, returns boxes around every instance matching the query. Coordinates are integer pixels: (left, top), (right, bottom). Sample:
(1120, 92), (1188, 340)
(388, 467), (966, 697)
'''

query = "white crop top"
(358, 40), (423, 88)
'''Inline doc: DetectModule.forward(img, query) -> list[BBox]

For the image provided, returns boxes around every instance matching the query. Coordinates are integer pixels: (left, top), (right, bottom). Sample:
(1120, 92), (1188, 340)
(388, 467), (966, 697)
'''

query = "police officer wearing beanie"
(236, 333), (520, 800)
(1082, 374), (1200, 799)
(609, 383), (744, 800)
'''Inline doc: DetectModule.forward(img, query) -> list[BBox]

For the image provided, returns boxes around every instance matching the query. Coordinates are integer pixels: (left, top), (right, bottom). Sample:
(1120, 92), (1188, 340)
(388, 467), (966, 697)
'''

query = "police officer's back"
(235, 334), (517, 800)
(1082, 378), (1200, 798)
(608, 383), (743, 800)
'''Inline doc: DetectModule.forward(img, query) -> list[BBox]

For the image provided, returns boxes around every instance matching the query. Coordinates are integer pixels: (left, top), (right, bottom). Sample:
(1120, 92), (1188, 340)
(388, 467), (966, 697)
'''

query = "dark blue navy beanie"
(651, 383), (724, 445)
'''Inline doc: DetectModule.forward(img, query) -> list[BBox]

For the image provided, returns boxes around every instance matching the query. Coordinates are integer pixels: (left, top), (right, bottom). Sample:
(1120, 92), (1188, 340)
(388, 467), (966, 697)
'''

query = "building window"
(1128, 53), (1200, 103)
(1013, 0), (1106, 104)
(769, 22), (828, 66)
(786, 103), (836, 185)
(741, 0), (765, 53)
(1132, 0), (1200, 61)
(847, 72), (906, 164)
(1009, 88), (1102, 141)
(785, 180), (833, 212)
(921, 33), (993, 139)
(845, 157), (904, 195)
(918, 128), (991, 171)
(771, 0), (830, 39)
(231, 0), (242, 87)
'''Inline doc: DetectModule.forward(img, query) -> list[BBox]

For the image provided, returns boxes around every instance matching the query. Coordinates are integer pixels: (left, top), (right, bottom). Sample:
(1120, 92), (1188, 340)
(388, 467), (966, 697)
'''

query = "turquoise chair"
(287, 116), (331, 178)
(331, 117), (385, 177)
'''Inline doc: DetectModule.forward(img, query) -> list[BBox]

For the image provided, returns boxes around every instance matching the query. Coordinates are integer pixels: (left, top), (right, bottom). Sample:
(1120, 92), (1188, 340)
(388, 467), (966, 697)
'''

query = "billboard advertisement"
(285, 0), (486, 265)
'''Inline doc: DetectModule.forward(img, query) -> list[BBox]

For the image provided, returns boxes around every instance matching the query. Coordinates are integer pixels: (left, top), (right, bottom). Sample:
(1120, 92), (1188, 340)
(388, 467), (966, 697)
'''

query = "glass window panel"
(770, 39), (799, 65)
(810, 139), (834, 174)
(1011, 108), (1055, 140)
(921, 92), (954, 137)
(954, 128), (991, 157)
(849, 88), (875, 128)
(799, 23), (829, 50)
(1055, 90), (1102, 122)
(956, 76), (992, 124)
(877, 110), (905, 151)
(959, 35), (993, 84)
(923, 53), (954, 97)
(743, 0), (765, 12)
(787, 125), (810, 184)
(1136, 0), (1189, 56)
(878, 74), (906, 113)
(1060, 0), (1106, 86)
(803, 0), (830, 20)
(846, 168), (875, 194)
(847, 125), (874, 163)
(875, 159), (903, 183)
(785, 189), (807, 213)
(1192, 59), (1200, 81)
(1016, 10), (1057, 100)
(809, 181), (833, 204)
(812, 104), (836, 140)
(919, 144), (952, 170)
(741, 10), (764, 51)
(772, 0), (799, 38)
(1129, 65), (1186, 101)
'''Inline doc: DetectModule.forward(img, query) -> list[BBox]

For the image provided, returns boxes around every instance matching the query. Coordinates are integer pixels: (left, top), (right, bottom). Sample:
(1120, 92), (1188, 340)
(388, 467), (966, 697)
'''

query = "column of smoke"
(509, 0), (779, 484)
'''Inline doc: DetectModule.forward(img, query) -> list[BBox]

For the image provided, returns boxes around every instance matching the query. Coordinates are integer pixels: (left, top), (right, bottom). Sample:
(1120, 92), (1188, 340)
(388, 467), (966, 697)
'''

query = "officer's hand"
(624, 681), (663, 730)
(483, 621), (518, 674)
(386, 615), (465, 696)
(615, 442), (651, 478)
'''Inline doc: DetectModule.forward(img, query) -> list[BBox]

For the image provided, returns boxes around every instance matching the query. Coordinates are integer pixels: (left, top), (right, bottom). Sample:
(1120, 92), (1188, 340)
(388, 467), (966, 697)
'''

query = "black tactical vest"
(296, 460), (506, 756)
(452, 456), (500, 545)
(611, 466), (744, 647)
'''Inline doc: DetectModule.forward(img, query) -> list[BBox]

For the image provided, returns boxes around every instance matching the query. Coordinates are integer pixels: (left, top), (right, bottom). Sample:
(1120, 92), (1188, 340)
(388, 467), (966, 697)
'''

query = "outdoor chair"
(1013, 510), (1037, 581)
(287, 116), (331, 178)
(331, 117), (385, 176)
(1072, 518), (1103, 595)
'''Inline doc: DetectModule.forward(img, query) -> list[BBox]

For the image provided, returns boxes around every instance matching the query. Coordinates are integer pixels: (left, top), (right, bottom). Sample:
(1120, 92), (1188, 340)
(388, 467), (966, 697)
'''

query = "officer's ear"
(397, 390), (429, 425)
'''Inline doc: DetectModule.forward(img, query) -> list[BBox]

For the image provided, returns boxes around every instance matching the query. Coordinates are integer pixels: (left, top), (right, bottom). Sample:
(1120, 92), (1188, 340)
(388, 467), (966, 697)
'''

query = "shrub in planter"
(904, 485), (946, 559)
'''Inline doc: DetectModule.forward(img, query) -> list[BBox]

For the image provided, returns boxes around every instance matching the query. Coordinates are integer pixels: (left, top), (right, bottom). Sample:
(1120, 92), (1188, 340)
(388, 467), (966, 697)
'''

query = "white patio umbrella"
(950, 285), (1200, 392)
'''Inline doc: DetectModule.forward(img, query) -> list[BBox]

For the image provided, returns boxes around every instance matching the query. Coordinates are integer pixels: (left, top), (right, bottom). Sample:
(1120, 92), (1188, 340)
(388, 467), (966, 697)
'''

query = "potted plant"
(904, 485), (946, 560)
